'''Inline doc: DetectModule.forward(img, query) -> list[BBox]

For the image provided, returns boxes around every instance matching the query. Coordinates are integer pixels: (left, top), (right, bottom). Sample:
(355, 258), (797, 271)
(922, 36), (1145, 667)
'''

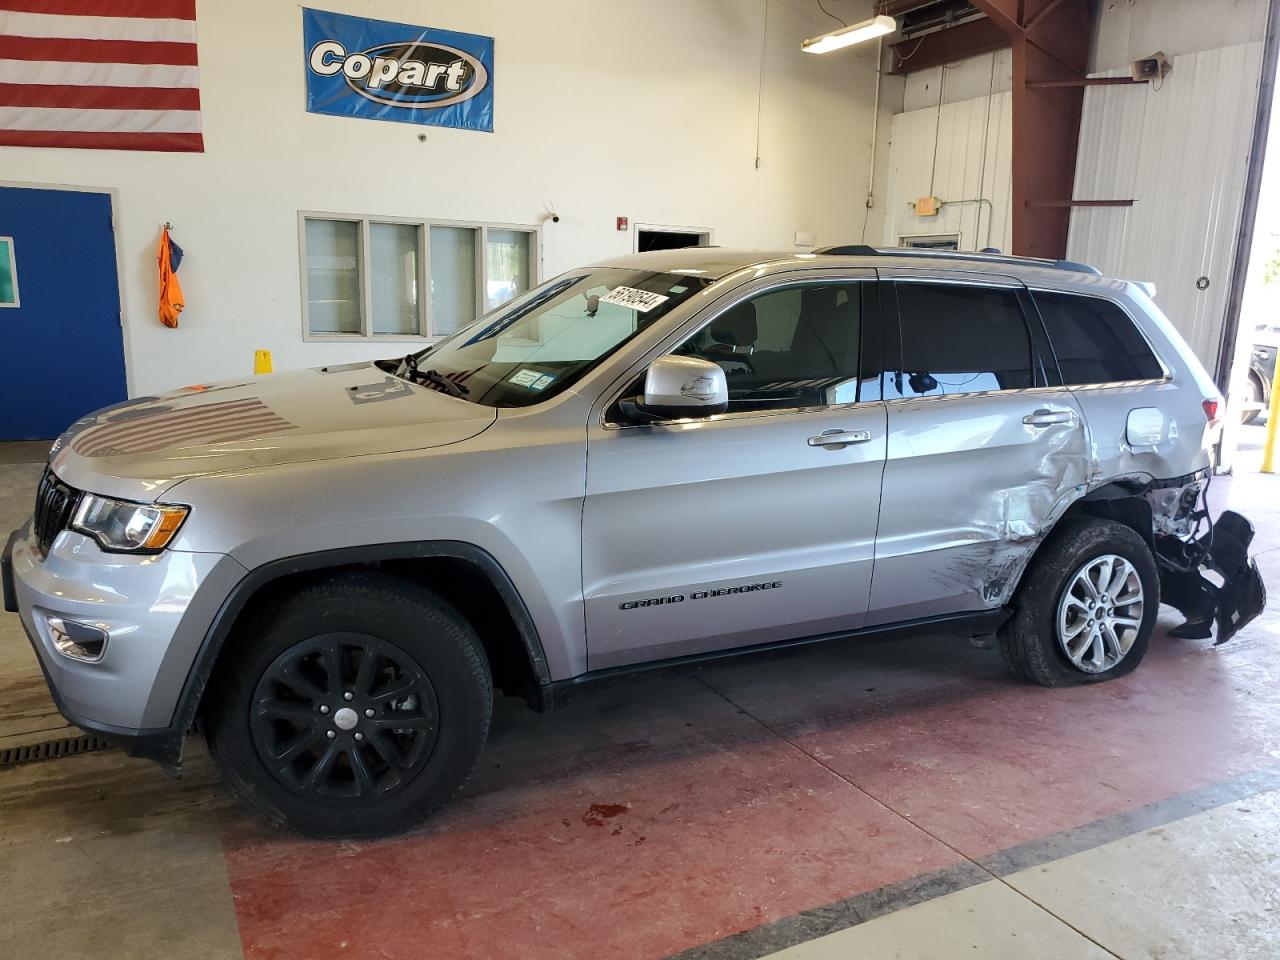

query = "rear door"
(868, 269), (1090, 623)
(0, 186), (127, 440)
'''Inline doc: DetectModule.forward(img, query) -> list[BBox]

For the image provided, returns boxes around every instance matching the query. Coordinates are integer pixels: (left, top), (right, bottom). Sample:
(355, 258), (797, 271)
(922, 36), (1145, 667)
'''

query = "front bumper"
(2, 520), (245, 765)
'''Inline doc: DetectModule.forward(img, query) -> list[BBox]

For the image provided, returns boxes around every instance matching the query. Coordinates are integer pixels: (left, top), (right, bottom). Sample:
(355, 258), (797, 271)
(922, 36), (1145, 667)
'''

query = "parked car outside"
(1243, 322), (1280, 423)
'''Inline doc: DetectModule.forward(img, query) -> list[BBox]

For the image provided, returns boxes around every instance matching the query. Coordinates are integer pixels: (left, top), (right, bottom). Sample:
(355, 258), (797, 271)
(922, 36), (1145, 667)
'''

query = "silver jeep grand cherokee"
(2, 246), (1266, 838)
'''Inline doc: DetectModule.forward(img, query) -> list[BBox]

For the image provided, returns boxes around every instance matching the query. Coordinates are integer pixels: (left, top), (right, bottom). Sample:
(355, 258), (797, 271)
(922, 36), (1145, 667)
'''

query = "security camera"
(1131, 51), (1171, 82)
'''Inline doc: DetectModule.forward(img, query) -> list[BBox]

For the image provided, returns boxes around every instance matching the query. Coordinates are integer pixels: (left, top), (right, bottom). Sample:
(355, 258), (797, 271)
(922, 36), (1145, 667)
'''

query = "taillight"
(1202, 398), (1222, 426)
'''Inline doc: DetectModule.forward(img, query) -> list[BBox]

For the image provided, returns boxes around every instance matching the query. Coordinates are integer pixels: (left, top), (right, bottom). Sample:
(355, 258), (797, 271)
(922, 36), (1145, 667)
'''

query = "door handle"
(1023, 409), (1074, 427)
(807, 429), (872, 448)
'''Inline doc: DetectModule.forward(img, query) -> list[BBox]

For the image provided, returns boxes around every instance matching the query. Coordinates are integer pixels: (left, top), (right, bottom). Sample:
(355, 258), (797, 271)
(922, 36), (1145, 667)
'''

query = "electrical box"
(914, 196), (941, 217)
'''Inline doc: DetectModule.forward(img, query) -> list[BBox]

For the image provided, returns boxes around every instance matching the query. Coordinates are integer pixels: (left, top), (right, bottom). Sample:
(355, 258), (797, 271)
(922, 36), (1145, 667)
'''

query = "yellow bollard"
(253, 349), (273, 375)
(1261, 358), (1280, 473)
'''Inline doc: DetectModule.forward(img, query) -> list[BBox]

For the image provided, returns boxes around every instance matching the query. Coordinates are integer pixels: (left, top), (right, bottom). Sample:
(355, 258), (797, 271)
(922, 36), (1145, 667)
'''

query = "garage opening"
(636, 227), (711, 252)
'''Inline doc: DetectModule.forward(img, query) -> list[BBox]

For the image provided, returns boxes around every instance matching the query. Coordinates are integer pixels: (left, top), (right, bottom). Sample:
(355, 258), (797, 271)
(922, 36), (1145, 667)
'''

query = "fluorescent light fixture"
(802, 14), (896, 54)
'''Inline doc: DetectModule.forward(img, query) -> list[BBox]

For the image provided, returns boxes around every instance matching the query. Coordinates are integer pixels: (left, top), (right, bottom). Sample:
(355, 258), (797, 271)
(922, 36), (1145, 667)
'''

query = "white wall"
(884, 88), (1012, 252)
(0, 0), (893, 396)
(1068, 41), (1267, 371)
(902, 48), (1012, 112)
(1091, 0), (1268, 73)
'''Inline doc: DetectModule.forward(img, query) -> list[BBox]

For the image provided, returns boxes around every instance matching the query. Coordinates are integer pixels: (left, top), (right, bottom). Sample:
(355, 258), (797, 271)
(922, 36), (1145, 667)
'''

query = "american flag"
(0, 0), (203, 152)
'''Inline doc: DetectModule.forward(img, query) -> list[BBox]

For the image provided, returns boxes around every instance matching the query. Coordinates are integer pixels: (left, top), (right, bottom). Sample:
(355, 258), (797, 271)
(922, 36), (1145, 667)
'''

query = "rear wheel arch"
(1000, 483), (1155, 605)
(1056, 483), (1156, 547)
(182, 542), (552, 740)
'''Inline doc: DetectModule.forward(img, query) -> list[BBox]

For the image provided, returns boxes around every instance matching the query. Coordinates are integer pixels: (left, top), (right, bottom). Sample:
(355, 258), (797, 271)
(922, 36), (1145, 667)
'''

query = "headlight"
(71, 495), (189, 553)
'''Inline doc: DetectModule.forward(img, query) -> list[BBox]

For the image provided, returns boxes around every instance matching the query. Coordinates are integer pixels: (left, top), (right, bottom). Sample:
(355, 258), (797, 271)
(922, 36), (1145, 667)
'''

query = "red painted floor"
(224, 678), (964, 960)
(223, 474), (1280, 959)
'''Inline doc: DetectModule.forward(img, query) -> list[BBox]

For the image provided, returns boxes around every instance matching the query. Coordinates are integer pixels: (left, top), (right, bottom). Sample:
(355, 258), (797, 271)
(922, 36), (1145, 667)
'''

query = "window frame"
(600, 271), (882, 429)
(0, 235), (19, 309)
(298, 211), (540, 343)
(1027, 287), (1172, 388)
(882, 275), (1053, 402)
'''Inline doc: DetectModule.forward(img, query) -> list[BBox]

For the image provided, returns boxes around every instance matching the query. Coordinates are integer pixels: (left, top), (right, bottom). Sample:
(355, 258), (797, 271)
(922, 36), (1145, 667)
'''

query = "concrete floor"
(3, 429), (1280, 959)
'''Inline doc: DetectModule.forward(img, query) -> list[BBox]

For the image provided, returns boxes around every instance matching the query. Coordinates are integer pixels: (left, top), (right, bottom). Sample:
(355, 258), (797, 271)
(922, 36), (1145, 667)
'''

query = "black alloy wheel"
(206, 572), (492, 838)
(250, 633), (440, 801)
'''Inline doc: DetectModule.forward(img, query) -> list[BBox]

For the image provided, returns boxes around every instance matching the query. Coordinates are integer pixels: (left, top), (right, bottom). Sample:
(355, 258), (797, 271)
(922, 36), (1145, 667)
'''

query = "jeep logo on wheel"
(308, 40), (490, 109)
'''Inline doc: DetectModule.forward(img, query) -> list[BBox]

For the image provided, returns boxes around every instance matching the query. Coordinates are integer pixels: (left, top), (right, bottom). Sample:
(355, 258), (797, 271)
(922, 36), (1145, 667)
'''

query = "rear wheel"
(206, 572), (491, 838)
(1000, 518), (1159, 686)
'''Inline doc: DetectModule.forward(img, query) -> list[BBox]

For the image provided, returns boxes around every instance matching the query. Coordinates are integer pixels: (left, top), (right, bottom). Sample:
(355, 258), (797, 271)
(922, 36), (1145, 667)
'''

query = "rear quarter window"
(1034, 291), (1164, 385)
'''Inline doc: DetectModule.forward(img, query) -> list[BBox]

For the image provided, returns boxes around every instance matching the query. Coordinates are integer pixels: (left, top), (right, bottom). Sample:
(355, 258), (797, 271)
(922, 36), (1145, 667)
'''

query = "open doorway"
(635, 225), (712, 252)
(1222, 74), (1280, 474)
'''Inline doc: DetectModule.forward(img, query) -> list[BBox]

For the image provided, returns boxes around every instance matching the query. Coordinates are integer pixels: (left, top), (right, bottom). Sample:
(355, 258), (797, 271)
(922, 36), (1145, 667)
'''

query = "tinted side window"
(889, 283), (1034, 398)
(676, 283), (868, 411)
(1034, 291), (1164, 384)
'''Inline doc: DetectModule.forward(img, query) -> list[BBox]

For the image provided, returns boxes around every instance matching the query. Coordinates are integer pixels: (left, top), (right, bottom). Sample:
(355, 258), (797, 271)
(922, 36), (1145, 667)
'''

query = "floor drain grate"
(0, 733), (114, 769)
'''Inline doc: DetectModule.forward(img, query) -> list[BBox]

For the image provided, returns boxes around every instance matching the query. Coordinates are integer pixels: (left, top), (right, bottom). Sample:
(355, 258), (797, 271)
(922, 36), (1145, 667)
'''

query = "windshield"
(380, 268), (712, 408)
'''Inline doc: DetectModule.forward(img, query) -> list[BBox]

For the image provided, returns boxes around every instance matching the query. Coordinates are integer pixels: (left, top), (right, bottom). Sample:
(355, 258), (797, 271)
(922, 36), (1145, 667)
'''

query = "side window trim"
(600, 273), (882, 427)
(883, 276), (1048, 400)
(1018, 287), (1061, 388)
(1026, 287), (1172, 386)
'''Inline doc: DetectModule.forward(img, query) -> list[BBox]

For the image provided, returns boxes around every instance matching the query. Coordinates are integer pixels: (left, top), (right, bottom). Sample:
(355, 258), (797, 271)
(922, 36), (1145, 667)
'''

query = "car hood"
(49, 363), (496, 501)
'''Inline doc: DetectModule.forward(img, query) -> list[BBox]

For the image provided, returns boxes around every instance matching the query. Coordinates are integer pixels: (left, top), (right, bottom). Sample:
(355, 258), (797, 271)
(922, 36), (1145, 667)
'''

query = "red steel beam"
(1028, 76), (1147, 87)
(887, 16), (1009, 75)
(971, 0), (1098, 258)
(1026, 199), (1135, 207)
(970, 0), (1021, 34)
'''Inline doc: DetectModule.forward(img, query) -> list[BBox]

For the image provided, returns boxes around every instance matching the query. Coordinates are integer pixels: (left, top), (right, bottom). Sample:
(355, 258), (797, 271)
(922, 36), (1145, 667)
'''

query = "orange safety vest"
(157, 227), (185, 328)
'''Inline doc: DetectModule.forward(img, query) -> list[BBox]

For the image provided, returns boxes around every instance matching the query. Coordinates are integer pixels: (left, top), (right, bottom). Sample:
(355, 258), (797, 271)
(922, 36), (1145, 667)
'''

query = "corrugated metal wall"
(1067, 42), (1265, 372)
(884, 91), (1013, 252)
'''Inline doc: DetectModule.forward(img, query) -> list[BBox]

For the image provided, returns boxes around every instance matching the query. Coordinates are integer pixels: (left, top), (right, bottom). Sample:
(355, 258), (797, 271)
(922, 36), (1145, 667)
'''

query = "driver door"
(581, 272), (888, 670)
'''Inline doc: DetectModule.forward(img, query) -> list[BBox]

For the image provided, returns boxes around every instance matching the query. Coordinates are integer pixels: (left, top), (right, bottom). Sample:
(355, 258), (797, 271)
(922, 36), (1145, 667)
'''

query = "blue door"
(0, 186), (127, 440)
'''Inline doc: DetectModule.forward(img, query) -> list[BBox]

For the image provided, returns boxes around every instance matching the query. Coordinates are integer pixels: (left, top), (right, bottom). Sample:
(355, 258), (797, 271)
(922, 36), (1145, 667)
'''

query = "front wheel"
(1000, 518), (1159, 687)
(206, 572), (492, 838)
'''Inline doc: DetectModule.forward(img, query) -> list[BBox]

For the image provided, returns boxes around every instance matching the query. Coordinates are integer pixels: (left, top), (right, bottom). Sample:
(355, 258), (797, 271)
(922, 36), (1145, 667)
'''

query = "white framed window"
(299, 213), (539, 340)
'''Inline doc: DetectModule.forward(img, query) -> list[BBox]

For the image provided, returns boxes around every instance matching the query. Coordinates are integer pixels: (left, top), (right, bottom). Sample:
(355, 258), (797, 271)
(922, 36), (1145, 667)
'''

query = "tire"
(1242, 372), (1264, 425)
(206, 572), (492, 839)
(999, 518), (1159, 687)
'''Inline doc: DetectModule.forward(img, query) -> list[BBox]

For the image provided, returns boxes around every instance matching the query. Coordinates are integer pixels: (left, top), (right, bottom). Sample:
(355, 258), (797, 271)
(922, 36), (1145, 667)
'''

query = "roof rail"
(813, 244), (1101, 276)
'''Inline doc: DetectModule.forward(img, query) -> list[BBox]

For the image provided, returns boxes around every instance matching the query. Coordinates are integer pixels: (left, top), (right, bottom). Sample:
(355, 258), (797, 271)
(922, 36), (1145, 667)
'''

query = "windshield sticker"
(509, 368), (542, 387)
(599, 286), (670, 313)
(531, 374), (555, 391)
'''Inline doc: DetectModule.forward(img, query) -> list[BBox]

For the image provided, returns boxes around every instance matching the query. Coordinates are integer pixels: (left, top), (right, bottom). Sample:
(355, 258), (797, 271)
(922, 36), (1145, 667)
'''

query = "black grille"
(33, 467), (80, 558)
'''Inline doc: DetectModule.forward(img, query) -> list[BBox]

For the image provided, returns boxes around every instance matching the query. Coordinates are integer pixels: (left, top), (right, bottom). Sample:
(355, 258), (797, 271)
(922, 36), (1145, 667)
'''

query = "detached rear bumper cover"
(1157, 509), (1266, 645)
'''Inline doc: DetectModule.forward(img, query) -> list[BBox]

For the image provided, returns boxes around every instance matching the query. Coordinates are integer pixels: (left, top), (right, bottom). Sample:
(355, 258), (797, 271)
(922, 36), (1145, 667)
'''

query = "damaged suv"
(3, 245), (1265, 838)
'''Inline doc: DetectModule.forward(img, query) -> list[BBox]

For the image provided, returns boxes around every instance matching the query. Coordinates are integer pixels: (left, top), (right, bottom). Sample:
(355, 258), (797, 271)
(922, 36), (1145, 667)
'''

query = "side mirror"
(622, 355), (728, 422)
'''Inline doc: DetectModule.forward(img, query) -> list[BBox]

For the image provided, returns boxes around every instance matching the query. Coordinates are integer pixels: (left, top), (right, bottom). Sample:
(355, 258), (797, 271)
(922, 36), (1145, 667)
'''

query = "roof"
(588, 246), (1106, 283)
(588, 248), (787, 280)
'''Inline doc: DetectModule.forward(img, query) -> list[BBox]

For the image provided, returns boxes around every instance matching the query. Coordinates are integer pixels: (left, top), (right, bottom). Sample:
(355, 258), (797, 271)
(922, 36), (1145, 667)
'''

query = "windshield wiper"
(395, 354), (468, 397)
(417, 366), (470, 398)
